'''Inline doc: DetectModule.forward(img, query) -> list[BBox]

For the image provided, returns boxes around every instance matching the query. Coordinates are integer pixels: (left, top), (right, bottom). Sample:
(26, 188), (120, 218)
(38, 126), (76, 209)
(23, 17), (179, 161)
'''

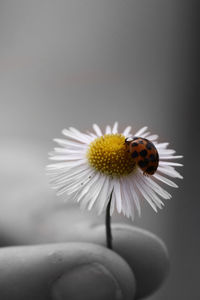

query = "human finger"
(87, 224), (169, 299)
(0, 242), (136, 300)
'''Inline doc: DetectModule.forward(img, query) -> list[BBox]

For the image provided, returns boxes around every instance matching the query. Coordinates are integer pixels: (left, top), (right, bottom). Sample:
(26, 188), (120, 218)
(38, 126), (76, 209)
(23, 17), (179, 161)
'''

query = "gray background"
(0, 1), (199, 299)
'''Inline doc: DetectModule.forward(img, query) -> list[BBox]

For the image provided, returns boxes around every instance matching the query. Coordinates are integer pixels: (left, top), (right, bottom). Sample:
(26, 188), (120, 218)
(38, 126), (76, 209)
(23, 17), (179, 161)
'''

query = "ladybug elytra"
(125, 137), (159, 175)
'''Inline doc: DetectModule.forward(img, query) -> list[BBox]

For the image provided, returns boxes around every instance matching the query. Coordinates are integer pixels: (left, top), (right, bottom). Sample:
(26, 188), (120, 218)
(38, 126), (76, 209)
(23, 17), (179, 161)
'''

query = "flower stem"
(106, 190), (113, 249)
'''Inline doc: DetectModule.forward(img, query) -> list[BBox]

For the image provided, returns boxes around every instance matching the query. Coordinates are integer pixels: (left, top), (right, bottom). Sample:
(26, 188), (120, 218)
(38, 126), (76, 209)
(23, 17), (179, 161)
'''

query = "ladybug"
(125, 137), (159, 175)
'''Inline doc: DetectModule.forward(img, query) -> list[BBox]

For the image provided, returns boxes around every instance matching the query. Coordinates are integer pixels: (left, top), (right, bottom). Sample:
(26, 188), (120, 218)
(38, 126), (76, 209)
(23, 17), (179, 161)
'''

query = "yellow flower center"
(87, 134), (136, 177)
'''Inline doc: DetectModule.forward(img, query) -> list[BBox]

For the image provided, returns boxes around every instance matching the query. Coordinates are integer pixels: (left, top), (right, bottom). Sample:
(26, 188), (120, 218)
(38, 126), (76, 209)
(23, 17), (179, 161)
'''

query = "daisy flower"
(47, 123), (183, 222)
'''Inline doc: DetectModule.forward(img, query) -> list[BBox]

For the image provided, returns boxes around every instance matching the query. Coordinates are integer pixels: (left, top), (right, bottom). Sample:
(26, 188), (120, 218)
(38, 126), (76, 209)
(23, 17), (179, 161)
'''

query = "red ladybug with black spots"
(125, 137), (159, 175)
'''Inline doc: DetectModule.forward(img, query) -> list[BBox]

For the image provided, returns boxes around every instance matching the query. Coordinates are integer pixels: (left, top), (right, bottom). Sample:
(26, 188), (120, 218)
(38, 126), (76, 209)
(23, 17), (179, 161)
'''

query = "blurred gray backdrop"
(0, 1), (199, 299)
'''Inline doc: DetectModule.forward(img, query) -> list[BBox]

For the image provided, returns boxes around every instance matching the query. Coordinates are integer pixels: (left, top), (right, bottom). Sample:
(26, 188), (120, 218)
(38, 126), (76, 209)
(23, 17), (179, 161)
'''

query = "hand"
(0, 140), (169, 299)
(0, 224), (169, 300)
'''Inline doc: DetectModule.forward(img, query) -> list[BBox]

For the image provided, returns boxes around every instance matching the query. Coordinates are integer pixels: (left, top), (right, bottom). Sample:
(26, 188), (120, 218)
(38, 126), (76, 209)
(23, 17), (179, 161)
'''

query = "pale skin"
(0, 223), (169, 300)
(0, 140), (169, 300)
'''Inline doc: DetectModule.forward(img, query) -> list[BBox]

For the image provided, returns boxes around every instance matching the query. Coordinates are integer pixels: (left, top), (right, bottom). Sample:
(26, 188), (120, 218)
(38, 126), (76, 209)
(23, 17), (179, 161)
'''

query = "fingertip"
(0, 243), (136, 300)
(91, 224), (169, 299)
(112, 224), (169, 298)
(52, 262), (126, 300)
(50, 243), (136, 300)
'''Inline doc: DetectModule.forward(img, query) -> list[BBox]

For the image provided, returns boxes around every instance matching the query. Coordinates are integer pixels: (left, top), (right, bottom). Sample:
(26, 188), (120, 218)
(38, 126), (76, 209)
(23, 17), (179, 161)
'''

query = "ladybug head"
(124, 136), (138, 144)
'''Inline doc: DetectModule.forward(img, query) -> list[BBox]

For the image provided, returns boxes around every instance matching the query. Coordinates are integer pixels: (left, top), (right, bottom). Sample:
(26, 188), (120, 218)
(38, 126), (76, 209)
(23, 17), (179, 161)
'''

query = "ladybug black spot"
(131, 142), (138, 147)
(140, 149), (147, 157)
(149, 154), (156, 162)
(146, 142), (152, 150)
(146, 166), (156, 174)
(138, 140), (144, 144)
(138, 158), (149, 168)
(131, 151), (139, 158)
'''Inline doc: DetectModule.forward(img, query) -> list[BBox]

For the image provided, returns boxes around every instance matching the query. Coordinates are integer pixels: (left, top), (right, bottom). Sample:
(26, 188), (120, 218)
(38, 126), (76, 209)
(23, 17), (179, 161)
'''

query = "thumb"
(0, 243), (136, 300)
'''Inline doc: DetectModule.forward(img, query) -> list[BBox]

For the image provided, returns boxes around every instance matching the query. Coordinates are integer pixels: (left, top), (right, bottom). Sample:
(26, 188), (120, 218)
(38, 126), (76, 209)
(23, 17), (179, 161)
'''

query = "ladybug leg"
(143, 171), (149, 177)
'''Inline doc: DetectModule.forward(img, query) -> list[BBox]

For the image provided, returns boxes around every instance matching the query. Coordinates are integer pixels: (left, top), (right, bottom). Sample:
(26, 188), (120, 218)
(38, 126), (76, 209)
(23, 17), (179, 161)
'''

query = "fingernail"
(51, 263), (123, 300)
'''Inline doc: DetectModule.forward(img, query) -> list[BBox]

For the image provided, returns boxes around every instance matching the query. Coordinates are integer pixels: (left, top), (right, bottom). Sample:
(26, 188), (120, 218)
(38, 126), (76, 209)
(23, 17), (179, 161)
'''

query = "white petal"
(54, 164), (92, 185)
(69, 127), (93, 142)
(144, 176), (172, 199)
(76, 172), (101, 203)
(126, 176), (141, 216)
(105, 125), (112, 134)
(87, 132), (97, 139)
(95, 177), (113, 215)
(158, 149), (176, 155)
(110, 190), (116, 215)
(159, 155), (183, 160)
(112, 122), (118, 134)
(52, 148), (84, 154)
(79, 173), (103, 210)
(143, 185), (164, 209)
(138, 174), (164, 209)
(87, 175), (106, 210)
(50, 164), (88, 183)
(159, 161), (183, 167)
(123, 126), (132, 136)
(46, 159), (87, 171)
(56, 177), (82, 196)
(134, 126), (148, 136)
(49, 154), (85, 161)
(93, 124), (103, 137)
(146, 134), (158, 141)
(134, 177), (158, 212)
(54, 138), (87, 149)
(157, 166), (183, 179)
(52, 164), (92, 186)
(121, 179), (134, 220)
(125, 182), (135, 220)
(57, 169), (95, 196)
(156, 143), (169, 149)
(153, 173), (178, 188)
(62, 129), (91, 144)
(47, 162), (72, 171)
(113, 180), (122, 213)
(119, 179), (128, 216)
(140, 131), (151, 138)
